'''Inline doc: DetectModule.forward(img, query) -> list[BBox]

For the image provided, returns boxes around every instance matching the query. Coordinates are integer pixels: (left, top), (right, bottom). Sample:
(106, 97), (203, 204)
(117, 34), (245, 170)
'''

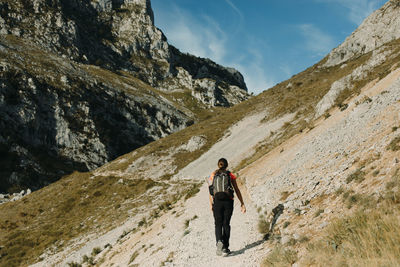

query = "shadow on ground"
(229, 239), (265, 256)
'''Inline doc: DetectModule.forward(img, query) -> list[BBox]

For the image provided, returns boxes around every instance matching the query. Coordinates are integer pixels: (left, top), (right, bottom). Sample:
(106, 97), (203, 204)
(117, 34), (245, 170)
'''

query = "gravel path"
(99, 111), (294, 267)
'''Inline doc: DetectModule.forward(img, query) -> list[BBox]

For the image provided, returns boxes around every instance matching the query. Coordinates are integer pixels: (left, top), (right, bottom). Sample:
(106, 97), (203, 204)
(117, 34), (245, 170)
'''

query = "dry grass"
(258, 216), (270, 235)
(279, 191), (294, 201)
(299, 168), (400, 266)
(386, 136), (400, 151)
(262, 245), (298, 267)
(302, 208), (400, 266)
(0, 172), (165, 266)
(346, 168), (366, 183)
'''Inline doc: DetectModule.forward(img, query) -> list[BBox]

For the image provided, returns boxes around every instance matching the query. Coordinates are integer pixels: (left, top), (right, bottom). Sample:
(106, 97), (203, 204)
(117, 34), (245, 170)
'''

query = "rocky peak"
(0, 0), (249, 193)
(324, 0), (400, 67)
(0, 0), (248, 104)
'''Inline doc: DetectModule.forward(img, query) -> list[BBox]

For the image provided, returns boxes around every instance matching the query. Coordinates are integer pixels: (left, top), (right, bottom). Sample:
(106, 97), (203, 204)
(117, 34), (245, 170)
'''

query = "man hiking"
(208, 158), (246, 256)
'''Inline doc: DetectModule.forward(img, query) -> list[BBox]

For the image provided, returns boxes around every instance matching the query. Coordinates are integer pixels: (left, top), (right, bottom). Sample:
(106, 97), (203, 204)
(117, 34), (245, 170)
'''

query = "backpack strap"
(226, 171), (232, 186)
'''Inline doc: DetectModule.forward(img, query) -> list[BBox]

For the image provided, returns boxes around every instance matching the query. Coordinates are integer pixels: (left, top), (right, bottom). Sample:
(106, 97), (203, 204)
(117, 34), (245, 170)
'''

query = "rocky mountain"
(1, 0), (400, 267)
(0, 0), (249, 193)
(324, 0), (400, 67)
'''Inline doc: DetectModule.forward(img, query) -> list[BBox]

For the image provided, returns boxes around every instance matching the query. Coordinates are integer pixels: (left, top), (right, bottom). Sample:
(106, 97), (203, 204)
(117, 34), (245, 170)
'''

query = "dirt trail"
(98, 112), (292, 266)
(101, 185), (267, 267)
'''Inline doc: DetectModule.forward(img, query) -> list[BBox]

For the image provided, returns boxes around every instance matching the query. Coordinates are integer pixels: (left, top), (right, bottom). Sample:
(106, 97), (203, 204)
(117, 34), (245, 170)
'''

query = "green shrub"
(346, 168), (366, 183)
(314, 209), (324, 217)
(263, 245), (298, 266)
(387, 136), (400, 151)
(258, 217), (270, 234)
(91, 247), (101, 256)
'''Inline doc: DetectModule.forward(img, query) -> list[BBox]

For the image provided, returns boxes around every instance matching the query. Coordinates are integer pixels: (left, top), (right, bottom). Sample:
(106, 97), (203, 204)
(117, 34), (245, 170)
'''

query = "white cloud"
(224, 0), (244, 34)
(159, 7), (227, 62)
(298, 24), (336, 56)
(235, 62), (275, 94)
(315, 0), (385, 25)
(154, 3), (273, 94)
(229, 48), (275, 94)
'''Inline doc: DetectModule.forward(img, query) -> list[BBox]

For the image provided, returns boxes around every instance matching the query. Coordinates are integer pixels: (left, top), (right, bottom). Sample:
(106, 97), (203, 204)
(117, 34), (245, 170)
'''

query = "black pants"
(213, 199), (234, 249)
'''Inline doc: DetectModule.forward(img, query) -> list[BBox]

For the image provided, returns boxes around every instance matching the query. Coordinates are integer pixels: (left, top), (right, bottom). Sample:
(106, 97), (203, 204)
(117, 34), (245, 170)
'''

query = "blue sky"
(152, 0), (387, 94)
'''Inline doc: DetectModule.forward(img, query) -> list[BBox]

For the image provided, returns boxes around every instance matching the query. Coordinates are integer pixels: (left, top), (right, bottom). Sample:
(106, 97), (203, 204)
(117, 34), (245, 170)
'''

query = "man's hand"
(241, 204), (246, 213)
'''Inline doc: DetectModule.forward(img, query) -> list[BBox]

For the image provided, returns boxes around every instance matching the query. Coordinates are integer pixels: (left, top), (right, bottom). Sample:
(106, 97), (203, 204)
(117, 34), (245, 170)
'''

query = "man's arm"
(232, 179), (246, 213)
(206, 176), (214, 212)
(209, 194), (213, 212)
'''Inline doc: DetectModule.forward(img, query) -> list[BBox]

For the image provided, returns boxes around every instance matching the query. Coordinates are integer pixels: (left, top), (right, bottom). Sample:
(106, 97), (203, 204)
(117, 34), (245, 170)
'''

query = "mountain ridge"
(1, 0), (400, 266)
(0, 0), (248, 193)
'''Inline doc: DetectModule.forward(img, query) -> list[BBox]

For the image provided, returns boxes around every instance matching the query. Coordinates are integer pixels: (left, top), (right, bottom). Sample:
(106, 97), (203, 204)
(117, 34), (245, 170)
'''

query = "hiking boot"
(222, 248), (231, 256)
(216, 241), (223, 256)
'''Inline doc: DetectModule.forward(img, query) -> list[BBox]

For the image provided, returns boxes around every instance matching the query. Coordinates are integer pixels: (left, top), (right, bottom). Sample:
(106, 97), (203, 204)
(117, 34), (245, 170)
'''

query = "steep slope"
(325, 0), (400, 67)
(0, 0), (248, 101)
(0, 0), (249, 193)
(1, 1), (400, 267)
(0, 35), (191, 193)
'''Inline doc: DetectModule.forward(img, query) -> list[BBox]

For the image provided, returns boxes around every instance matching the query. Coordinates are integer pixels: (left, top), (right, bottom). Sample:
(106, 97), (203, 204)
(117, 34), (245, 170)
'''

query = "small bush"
(346, 168), (366, 183)
(335, 186), (345, 195)
(294, 208), (301, 216)
(280, 191), (293, 201)
(119, 230), (130, 239)
(82, 255), (89, 263)
(283, 221), (291, 228)
(184, 183), (201, 200)
(387, 136), (400, 151)
(264, 245), (298, 266)
(138, 218), (147, 227)
(314, 209), (324, 217)
(258, 217), (270, 235)
(129, 251), (139, 264)
(184, 219), (190, 228)
(91, 247), (101, 256)
(298, 235), (310, 243)
(343, 192), (376, 209)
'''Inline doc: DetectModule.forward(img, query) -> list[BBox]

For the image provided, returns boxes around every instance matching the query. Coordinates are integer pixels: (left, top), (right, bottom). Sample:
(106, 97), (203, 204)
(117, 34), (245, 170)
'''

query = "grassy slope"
(263, 168), (400, 267)
(260, 40), (400, 266)
(1, 35), (400, 266)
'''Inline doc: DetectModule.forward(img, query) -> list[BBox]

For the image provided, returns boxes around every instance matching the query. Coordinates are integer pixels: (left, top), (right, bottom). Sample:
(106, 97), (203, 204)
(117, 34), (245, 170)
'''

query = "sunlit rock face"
(324, 0), (400, 67)
(0, 0), (249, 192)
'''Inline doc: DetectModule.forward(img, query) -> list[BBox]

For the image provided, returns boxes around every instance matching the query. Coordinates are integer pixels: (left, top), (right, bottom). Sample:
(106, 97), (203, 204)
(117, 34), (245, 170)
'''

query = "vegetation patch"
(279, 191), (293, 201)
(184, 183), (202, 200)
(346, 168), (366, 183)
(314, 209), (324, 217)
(387, 136), (400, 151)
(129, 250), (140, 264)
(263, 245), (298, 267)
(0, 172), (164, 267)
(257, 216), (270, 235)
(302, 209), (400, 266)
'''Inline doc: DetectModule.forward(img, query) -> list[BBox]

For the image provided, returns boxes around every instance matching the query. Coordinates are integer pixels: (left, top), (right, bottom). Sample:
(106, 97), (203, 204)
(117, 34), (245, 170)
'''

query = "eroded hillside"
(0, 0), (249, 193)
(1, 1), (400, 267)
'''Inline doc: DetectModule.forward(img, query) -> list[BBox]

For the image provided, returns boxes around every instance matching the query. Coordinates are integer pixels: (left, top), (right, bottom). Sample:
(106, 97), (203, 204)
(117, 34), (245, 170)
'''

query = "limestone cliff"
(324, 0), (400, 67)
(0, 0), (248, 193)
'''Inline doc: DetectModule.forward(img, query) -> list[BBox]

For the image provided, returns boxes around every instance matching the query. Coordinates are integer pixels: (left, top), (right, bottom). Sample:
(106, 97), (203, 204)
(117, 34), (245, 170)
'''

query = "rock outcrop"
(324, 0), (400, 67)
(0, 0), (249, 193)
(0, 0), (248, 105)
(0, 36), (192, 192)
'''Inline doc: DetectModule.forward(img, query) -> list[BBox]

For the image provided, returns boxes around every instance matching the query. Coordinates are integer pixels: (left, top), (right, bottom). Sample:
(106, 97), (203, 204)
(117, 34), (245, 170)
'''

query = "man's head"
(218, 158), (228, 170)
